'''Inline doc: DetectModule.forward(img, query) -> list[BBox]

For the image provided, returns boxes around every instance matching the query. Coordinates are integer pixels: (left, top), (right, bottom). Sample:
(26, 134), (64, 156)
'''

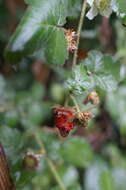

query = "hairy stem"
(34, 132), (67, 190)
(72, 0), (87, 67)
(70, 95), (81, 113)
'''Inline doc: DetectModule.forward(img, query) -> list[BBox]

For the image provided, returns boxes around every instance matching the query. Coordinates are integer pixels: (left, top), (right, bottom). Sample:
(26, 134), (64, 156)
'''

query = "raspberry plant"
(0, 0), (126, 189)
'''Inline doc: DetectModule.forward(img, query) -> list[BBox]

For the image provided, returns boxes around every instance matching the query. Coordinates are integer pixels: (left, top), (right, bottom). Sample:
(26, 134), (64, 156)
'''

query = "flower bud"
(23, 150), (43, 170)
(95, 0), (110, 10)
(64, 29), (78, 52)
(84, 91), (100, 105)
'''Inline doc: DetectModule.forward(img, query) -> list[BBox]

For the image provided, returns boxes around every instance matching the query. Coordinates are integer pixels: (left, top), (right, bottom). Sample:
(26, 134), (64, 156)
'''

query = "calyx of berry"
(23, 150), (43, 170)
(76, 111), (94, 128)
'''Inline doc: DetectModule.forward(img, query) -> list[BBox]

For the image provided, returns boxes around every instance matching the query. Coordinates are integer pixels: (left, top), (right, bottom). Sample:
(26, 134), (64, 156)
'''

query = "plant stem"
(47, 158), (66, 190)
(64, 94), (69, 106)
(34, 132), (46, 154)
(34, 132), (67, 190)
(70, 95), (81, 113)
(72, 0), (87, 67)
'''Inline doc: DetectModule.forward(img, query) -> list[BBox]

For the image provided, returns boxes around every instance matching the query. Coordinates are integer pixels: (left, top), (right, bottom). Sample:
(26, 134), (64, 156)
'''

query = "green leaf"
(45, 28), (68, 65)
(16, 169), (36, 189)
(100, 168), (116, 190)
(4, 110), (19, 127)
(36, 130), (62, 162)
(85, 160), (116, 190)
(85, 51), (120, 90)
(112, 168), (126, 190)
(59, 137), (93, 168)
(50, 83), (65, 103)
(25, 0), (44, 6)
(27, 102), (43, 125)
(106, 86), (126, 135)
(5, 0), (82, 65)
(122, 15), (126, 26)
(66, 64), (92, 95)
(116, 0), (126, 14)
(57, 165), (79, 187)
(103, 144), (126, 168)
(52, 183), (81, 190)
(25, 0), (80, 11)
(31, 82), (45, 100)
(0, 126), (23, 160)
(66, 51), (120, 95)
(5, 0), (81, 64)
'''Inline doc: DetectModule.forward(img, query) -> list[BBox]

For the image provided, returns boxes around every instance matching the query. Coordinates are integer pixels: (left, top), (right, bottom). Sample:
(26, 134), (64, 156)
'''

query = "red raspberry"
(53, 105), (76, 137)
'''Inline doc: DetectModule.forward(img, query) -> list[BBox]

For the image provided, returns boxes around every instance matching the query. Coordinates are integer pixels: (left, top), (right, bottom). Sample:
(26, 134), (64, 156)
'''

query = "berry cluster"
(53, 106), (96, 137)
(53, 91), (100, 137)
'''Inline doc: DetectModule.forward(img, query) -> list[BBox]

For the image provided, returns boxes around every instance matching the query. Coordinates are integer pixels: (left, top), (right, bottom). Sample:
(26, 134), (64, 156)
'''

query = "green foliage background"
(0, 0), (126, 189)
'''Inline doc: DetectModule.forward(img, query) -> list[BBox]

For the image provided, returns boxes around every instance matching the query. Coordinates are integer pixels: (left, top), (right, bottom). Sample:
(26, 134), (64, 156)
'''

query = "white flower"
(87, 0), (94, 6)
(86, 0), (118, 20)
(86, 5), (98, 20)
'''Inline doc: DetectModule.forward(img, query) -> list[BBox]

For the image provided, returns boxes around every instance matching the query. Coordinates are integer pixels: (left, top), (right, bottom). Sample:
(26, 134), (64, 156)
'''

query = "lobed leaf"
(66, 50), (120, 95)
(5, 0), (81, 65)
(59, 137), (93, 168)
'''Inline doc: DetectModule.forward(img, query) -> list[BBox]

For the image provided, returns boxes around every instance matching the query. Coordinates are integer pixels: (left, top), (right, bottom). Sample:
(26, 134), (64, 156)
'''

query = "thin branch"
(72, 0), (87, 67)
(70, 95), (81, 113)
(47, 158), (67, 190)
(34, 132), (67, 190)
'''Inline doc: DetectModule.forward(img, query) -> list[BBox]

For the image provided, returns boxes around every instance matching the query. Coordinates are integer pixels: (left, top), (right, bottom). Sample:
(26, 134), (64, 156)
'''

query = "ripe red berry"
(53, 105), (76, 137)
